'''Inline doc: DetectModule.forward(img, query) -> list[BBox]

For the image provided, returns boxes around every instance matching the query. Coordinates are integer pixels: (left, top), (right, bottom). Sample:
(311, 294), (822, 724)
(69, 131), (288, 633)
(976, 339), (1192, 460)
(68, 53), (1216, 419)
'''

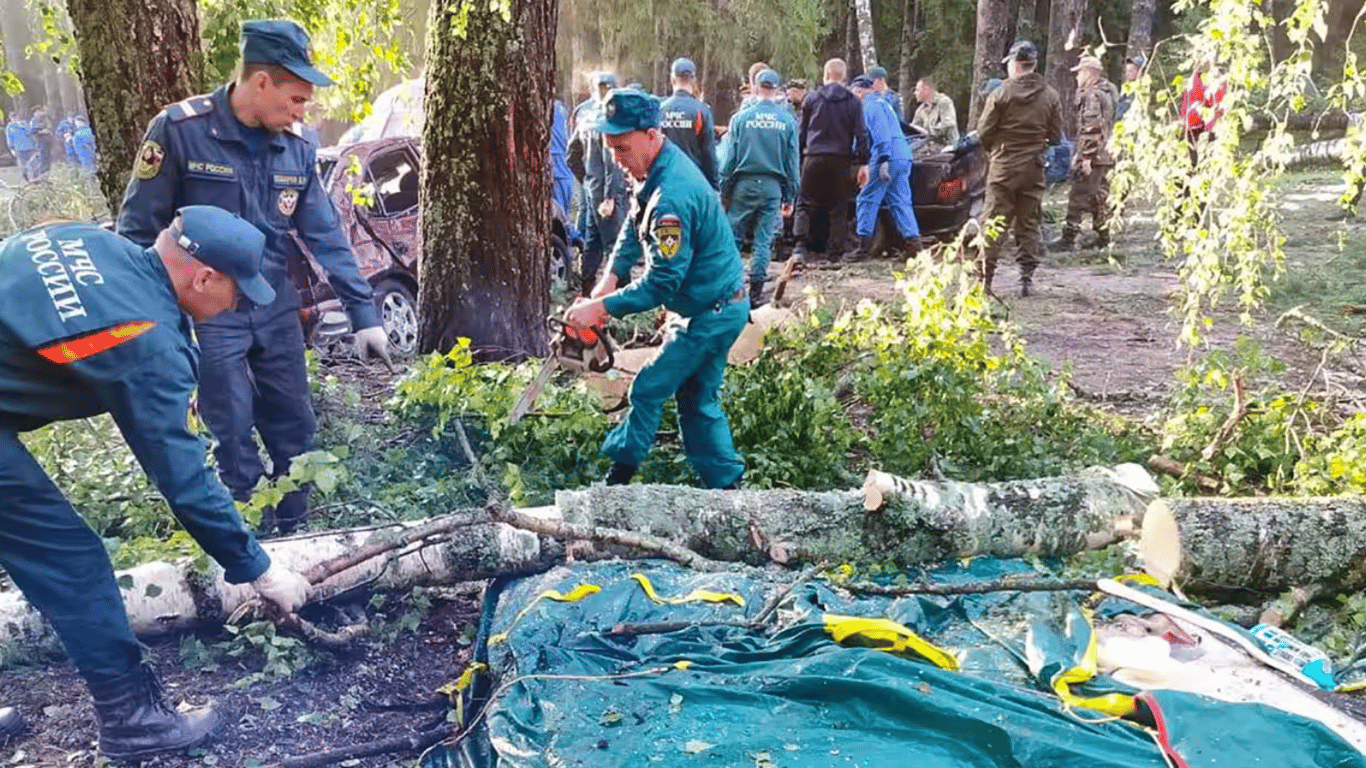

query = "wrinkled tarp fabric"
(424, 560), (1365, 768)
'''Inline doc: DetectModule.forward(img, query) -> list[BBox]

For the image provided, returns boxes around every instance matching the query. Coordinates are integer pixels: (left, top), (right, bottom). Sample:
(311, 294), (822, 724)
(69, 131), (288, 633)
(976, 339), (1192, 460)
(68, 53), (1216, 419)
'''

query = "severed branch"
(1147, 454), (1222, 493)
(491, 505), (725, 572)
(1200, 374), (1247, 462)
(303, 509), (487, 585)
(841, 576), (1101, 597)
(260, 724), (451, 768)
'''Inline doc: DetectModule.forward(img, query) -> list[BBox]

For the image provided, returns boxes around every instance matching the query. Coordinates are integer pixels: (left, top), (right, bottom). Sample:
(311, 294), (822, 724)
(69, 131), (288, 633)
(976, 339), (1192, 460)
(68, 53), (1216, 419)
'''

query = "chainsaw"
(508, 316), (615, 424)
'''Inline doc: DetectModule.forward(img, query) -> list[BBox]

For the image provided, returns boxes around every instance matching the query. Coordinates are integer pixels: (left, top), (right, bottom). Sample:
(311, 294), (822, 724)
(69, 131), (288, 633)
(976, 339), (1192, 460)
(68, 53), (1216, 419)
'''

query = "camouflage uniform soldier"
(976, 41), (1062, 297)
(911, 77), (959, 152)
(1054, 55), (1115, 251)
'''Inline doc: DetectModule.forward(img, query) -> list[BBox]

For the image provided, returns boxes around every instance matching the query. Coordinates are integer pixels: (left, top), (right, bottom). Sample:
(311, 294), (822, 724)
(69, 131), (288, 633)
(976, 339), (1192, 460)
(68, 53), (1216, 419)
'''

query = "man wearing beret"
(865, 65), (904, 123)
(660, 57), (719, 190)
(564, 89), (748, 490)
(117, 19), (390, 536)
(1053, 55), (1116, 252)
(0, 206), (311, 758)
(976, 40), (1061, 297)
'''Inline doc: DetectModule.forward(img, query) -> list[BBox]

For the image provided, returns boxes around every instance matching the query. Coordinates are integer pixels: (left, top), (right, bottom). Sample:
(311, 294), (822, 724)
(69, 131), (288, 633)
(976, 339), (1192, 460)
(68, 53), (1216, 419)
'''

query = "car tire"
(550, 231), (575, 287)
(374, 278), (419, 357)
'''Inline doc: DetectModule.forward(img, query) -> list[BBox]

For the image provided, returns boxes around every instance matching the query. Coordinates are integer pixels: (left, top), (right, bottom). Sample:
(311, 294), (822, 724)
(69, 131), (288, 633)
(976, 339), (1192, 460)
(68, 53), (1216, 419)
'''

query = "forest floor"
(2, 171), (1365, 768)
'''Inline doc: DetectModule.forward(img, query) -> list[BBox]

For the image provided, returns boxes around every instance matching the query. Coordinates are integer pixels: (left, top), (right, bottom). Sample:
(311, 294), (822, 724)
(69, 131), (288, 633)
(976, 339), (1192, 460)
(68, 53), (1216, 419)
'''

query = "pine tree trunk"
(1046, 0), (1086, 134)
(1126, 0), (1156, 61)
(969, 0), (1009, 126)
(853, 0), (878, 70)
(65, 0), (201, 215)
(418, 0), (557, 358)
(1313, 0), (1366, 79)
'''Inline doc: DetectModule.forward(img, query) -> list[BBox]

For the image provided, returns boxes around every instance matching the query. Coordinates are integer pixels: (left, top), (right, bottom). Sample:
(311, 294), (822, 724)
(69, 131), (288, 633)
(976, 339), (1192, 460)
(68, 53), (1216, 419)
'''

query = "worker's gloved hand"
(252, 562), (310, 614)
(354, 326), (392, 366)
(878, 161), (891, 182)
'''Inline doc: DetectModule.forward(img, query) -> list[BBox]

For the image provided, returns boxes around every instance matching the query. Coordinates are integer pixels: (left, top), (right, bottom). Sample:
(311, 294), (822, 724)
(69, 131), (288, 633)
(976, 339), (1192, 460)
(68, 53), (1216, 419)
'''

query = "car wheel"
(375, 278), (419, 357)
(550, 231), (574, 285)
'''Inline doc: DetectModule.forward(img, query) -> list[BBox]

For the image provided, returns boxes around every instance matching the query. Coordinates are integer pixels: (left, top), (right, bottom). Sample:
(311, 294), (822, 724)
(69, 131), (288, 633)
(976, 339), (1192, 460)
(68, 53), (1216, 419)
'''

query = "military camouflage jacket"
(1074, 82), (1115, 166)
(912, 92), (959, 149)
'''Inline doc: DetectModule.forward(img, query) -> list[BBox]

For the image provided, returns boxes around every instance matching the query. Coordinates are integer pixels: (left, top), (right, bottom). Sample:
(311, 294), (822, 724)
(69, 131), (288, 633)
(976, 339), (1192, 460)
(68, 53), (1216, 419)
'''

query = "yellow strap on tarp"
(822, 613), (961, 672)
(489, 583), (602, 646)
(630, 573), (746, 607)
(1051, 609), (1136, 719)
(437, 661), (489, 727)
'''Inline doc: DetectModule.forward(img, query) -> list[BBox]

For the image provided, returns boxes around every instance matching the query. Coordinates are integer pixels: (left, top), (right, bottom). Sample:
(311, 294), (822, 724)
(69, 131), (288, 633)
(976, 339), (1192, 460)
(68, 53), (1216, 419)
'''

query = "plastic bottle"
(1251, 624), (1335, 689)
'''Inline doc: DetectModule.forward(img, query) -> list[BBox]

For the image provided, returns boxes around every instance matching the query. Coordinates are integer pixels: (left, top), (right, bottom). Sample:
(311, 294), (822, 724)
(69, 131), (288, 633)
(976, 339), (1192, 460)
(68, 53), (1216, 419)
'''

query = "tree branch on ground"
(491, 505), (725, 572)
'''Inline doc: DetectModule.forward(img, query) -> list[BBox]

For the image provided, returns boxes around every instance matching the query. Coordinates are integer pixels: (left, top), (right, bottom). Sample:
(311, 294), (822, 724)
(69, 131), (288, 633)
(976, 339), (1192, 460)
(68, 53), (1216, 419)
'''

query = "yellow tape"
(489, 583), (602, 646)
(1051, 609), (1136, 718)
(437, 661), (488, 727)
(822, 613), (961, 671)
(630, 573), (746, 607)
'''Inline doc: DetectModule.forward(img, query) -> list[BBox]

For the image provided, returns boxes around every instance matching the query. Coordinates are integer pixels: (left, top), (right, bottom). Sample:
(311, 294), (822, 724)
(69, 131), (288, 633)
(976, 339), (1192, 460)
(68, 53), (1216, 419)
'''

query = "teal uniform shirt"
(719, 99), (800, 204)
(0, 222), (268, 582)
(600, 139), (747, 488)
(604, 139), (745, 319)
(660, 90), (719, 189)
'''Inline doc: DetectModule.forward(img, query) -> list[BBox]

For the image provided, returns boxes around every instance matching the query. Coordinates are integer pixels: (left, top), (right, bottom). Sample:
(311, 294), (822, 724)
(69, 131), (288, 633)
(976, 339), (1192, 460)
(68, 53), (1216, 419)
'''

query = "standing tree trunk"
(969, 0), (1009, 125)
(897, 0), (917, 112)
(853, 0), (877, 71)
(1127, 0), (1156, 62)
(419, 0), (557, 358)
(1313, 0), (1366, 79)
(65, 0), (200, 215)
(1046, 0), (1086, 134)
(845, 1), (861, 73)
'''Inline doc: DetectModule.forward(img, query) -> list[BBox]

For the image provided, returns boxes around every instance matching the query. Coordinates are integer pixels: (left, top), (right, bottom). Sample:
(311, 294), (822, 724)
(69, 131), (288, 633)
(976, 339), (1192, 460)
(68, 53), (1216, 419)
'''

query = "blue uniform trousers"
(856, 158), (920, 239)
(196, 301), (315, 527)
(582, 199), (626, 289)
(0, 430), (142, 686)
(727, 175), (783, 283)
(602, 297), (748, 488)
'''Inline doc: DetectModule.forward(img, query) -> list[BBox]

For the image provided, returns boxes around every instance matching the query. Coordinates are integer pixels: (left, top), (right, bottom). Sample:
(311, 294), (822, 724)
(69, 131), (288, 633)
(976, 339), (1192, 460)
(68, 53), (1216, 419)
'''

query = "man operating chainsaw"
(564, 88), (749, 489)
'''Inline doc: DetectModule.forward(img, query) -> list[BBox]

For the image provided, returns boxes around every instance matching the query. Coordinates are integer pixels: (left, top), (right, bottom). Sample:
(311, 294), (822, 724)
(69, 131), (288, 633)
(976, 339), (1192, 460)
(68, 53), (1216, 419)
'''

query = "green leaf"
(257, 696), (281, 711)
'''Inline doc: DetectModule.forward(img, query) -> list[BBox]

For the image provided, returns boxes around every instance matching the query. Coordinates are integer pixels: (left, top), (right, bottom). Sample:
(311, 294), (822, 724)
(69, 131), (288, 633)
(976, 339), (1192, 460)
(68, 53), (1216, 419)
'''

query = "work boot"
(0, 706), (23, 743)
(789, 246), (806, 275)
(90, 664), (222, 761)
(605, 462), (637, 486)
(845, 235), (874, 263)
(749, 278), (766, 309)
(1020, 270), (1035, 298)
(1049, 228), (1077, 252)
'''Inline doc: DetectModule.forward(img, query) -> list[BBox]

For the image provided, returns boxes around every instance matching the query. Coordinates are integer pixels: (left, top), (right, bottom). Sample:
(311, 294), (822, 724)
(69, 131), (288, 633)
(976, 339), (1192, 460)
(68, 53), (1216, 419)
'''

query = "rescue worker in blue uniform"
(71, 115), (97, 174)
(566, 89), (748, 489)
(720, 69), (799, 307)
(577, 72), (629, 295)
(550, 98), (575, 238)
(866, 66), (904, 122)
(117, 20), (390, 536)
(0, 206), (310, 759)
(851, 75), (920, 258)
(5, 111), (33, 181)
(56, 113), (77, 165)
(659, 57), (719, 190)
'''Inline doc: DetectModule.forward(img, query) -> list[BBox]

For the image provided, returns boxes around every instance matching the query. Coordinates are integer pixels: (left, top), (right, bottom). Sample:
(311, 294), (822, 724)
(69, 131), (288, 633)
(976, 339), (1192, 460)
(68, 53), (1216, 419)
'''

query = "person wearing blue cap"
(564, 88), (748, 490)
(850, 76), (920, 259)
(721, 69), (799, 305)
(1116, 53), (1146, 120)
(573, 71), (630, 295)
(71, 115), (97, 174)
(117, 19), (389, 536)
(660, 57), (719, 189)
(5, 110), (33, 181)
(0, 206), (311, 759)
(865, 65), (904, 122)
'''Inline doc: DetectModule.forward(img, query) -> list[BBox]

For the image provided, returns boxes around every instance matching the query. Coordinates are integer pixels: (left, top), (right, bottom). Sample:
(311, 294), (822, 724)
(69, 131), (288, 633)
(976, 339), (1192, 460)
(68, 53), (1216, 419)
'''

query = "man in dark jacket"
(660, 57), (719, 190)
(793, 58), (869, 265)
(976, 40), (1061, 297)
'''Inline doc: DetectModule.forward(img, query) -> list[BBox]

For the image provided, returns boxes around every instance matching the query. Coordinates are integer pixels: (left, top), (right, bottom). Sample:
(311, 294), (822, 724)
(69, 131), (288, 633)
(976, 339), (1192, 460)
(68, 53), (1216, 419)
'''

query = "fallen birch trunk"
(1142, 496), (1366, 595)
(555, 465), (1157, 566)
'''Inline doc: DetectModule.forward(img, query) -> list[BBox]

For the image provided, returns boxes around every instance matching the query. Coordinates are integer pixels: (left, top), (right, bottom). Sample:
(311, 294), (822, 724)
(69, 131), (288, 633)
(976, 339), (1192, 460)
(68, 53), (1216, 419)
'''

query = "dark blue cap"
(1004, 40), (1038, 64)
(240, 20), (335, 87)
(596, 89), (661, 135)
(851, 75), (874, 88)
(756, 69), (781, 88)
(866, 66), (888, 80)
(671, 58), (696, 77)
(171, 206), (274, 307)
(595, 71), (618, 87)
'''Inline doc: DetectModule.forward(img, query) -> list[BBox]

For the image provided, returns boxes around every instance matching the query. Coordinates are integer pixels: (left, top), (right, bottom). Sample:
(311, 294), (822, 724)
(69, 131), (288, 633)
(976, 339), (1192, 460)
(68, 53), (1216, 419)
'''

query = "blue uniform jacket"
(660, 90), (719, 190)
(550, 101), (573, 200)
(0, 223), (269, 583)
(604, 140), (745, 319)
(576, 101), (629, 206)
(72, 126), (96, 172)
(117, 85), (380, 330)
(863, 94), (911, 165)
(877, 90), (904, 123)
(719, 99), (800, 204)
(6, 120), (32, 153)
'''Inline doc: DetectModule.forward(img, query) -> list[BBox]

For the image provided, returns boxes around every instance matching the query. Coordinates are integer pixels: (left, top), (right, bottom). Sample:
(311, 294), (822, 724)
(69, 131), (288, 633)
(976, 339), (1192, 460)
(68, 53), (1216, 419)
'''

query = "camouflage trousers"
(1062, 164), (1111, 235)
(980, 164), (1045, 281)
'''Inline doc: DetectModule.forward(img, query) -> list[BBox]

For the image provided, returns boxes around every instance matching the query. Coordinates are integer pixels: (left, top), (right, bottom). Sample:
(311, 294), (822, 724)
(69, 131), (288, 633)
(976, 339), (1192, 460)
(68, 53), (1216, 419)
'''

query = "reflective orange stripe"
(37, 321), (157, 364)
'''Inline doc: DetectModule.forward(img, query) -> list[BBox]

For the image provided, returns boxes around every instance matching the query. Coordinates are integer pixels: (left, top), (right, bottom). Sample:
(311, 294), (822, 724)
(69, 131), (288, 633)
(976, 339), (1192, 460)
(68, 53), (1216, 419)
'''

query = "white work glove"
(354, 325), (392, 366)
(252, 562), (310, 615)
(878, 161), (891, 182)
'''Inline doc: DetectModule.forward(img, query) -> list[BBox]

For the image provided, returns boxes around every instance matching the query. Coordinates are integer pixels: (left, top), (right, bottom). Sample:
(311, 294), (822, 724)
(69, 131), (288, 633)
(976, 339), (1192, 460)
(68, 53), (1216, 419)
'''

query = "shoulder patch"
(653, 214), (682, 259)
(168, 95), (214, 123)
(135, 140), (165, 180)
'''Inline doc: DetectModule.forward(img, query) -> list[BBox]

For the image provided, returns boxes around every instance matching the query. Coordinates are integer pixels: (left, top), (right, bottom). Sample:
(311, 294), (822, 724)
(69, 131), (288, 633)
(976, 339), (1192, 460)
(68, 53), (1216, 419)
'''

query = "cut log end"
(863, 470), (890, 511)
(1140, 498), (1182, 589)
